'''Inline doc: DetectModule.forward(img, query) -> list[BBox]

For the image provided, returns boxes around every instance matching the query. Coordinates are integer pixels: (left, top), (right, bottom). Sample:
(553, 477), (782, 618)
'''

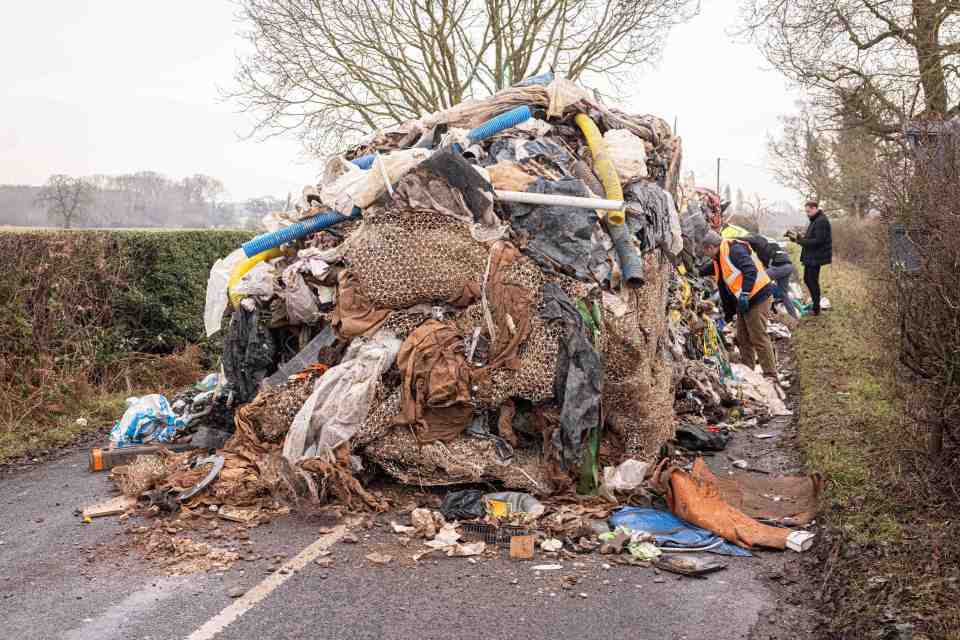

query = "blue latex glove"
(738, 293), (750, 315)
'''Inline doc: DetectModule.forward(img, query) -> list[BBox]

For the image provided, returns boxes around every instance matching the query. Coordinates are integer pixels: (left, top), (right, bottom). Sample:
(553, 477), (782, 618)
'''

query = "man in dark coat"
(787, 200), (832, 315)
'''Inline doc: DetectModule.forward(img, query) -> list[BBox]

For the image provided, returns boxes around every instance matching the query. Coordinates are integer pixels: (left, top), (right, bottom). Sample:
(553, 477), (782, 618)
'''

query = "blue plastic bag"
(609, 507), (752, 557)
(108, 394), (186, 449)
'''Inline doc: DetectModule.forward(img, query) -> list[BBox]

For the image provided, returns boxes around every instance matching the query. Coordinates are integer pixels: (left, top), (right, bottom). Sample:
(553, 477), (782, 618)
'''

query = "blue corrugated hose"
(241, 209), (356, 258)
(467, 105), (532, 144)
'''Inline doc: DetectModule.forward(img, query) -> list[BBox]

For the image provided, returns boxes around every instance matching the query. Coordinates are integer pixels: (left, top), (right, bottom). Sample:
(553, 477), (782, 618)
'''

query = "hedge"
(0, 229), (254, 388)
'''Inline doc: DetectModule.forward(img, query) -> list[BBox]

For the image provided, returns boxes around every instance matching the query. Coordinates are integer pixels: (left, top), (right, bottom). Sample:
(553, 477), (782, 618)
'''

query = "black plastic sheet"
(541, 283), (602, 469)
(506, 177), (610, 284)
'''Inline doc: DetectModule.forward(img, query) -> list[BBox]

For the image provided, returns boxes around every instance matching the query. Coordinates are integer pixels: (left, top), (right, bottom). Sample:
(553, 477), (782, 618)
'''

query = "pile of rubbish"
(89, 76), (821, 573)
(162, 76), (687, 500)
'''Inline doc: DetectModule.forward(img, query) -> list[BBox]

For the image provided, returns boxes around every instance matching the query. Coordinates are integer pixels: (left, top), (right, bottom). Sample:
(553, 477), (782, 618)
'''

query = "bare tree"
(244, 196), (287, 217)
(832, 119), (879, 218)
(35, 174), (96, 229)
(740, 0), (960, 138)
(227, 0), (700, 155)
(768, 101), (883, 217)
(768, 102), (836, 204)
(739, 192), (773, 232)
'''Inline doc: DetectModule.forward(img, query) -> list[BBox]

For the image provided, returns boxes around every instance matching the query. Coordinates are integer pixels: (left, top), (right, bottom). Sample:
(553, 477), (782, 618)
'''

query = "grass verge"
(0, 347), (206, 465)
(793, 259), (960, 639)
(0, 393), (127, 464)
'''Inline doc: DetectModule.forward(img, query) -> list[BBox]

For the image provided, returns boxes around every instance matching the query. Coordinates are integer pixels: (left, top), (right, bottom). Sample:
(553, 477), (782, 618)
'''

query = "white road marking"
(186, 525), (347, 640)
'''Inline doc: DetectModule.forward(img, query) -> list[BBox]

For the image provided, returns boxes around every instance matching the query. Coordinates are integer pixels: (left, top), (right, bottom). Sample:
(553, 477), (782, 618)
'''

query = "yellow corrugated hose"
(574, 113), (625, 225)
(227, 247), (283, 309)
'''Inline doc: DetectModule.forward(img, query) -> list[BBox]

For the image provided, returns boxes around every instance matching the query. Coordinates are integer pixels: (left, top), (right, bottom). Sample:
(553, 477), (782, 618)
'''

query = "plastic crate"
(462, 522), (531, 548)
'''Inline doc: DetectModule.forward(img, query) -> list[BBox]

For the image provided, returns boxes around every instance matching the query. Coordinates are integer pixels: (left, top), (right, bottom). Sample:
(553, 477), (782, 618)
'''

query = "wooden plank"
(82, 495), (136, 519)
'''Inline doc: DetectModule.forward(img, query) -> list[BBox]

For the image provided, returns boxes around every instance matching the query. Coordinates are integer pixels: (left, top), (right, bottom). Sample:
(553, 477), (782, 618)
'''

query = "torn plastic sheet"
(109, 394), (187, 449)
(261, 325), (339, 390)
(506, 177), (611, 284)
(624, 181), (677, 255)
(609, 507), (752, 557)
(603, 129), (648, 182)
(541, 284), (602, 469)
(321, 148), (431, 214)
(231, 261), (276, 301)
(282, 329), (401, 463)
(484, 492), (545, 518)
(600, 459), (649, 495)
(204, 248), (246, 337)
(729, 364), (791, 416)
(281, 266), (321, 326)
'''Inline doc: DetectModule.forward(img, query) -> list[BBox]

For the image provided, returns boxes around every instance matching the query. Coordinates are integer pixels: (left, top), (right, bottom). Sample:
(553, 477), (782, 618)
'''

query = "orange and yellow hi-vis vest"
(711, 239), (772, 298)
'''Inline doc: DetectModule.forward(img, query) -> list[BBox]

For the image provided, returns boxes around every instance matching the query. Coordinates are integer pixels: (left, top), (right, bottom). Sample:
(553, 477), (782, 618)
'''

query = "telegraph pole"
(716, 157), (721, 194)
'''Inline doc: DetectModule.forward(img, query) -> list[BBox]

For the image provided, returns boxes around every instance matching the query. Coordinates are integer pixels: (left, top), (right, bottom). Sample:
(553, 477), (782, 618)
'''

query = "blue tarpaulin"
(609, 507), (752, 557)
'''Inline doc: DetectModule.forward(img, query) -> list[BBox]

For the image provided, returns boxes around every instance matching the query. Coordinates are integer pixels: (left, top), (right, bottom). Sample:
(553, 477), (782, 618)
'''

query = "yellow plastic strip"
(227, 247), (283, 309)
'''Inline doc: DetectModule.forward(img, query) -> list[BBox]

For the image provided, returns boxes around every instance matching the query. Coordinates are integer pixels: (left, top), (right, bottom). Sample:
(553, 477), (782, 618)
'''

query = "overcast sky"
(0, 1), (799, 205)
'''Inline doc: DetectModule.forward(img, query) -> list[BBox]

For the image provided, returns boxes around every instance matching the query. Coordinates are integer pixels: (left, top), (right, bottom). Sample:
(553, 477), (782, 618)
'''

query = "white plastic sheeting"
(282, 329), (402, 463)
(203, 248), (246, 337)
(603, 129), (648, 182)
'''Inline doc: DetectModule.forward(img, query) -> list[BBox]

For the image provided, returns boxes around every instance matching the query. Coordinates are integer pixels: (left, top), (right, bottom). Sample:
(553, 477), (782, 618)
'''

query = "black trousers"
(803, 264), (822, 312)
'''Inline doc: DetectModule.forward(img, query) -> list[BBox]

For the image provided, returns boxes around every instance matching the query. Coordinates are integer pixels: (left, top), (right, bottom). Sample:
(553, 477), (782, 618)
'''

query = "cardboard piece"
(509, 534), (535, 560)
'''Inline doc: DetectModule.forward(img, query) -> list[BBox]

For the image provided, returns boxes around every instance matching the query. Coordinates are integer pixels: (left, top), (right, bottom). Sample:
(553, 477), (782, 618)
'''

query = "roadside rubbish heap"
(93, 76), (820, 573)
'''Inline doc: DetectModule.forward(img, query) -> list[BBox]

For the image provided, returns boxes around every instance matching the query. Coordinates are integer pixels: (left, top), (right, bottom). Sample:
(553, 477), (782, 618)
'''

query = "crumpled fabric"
(655, 458), (791, 550)
(421, 79), (590, 129)
(486, 161), (536, 192)
(506, 177), (611, 284)
(282, 329), (401, 463)
(223, 307), (276, 404)
(482, 241), (537, 369)
(330, 270), (390, 339)
(395, 320), (474, 444)
(665, 191), (684, 256)
(281, 265), (321, 326)
(393, 161), (508, 242)
(541, 283), (602, 468)
(416, 149), (496, 227)
(294, 249), (332, 280)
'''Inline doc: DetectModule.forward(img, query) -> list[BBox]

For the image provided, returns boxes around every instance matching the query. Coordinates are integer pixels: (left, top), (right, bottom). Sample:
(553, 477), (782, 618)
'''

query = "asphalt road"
(0, 377), (805, 640)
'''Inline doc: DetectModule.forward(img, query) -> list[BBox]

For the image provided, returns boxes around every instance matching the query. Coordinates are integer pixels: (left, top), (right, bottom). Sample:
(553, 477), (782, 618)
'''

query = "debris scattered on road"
(786, 531), (816, 553)
(365, 551), (393, 565)
(226, 585), (246, 598)
(653, 554), (726, 577)
(540, 538), (563, 553)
